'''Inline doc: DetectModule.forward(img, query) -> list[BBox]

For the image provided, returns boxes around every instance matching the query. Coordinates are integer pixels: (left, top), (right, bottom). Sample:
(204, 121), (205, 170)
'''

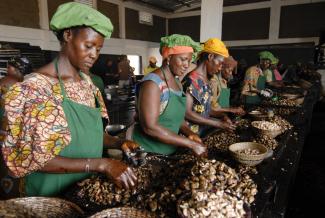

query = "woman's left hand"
(121, 140), (140, 153)
(188, 134), (202, 144)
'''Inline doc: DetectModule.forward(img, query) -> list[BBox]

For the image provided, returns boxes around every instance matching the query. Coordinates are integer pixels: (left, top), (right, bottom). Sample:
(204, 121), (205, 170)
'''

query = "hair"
(196, 52), (223, 65)
(8, 56), (33, 75)
(54, 26), (103, 43)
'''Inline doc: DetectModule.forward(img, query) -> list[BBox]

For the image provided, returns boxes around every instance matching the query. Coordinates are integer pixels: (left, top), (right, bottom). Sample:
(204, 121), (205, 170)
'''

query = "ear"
(63, 29), (73, 43)
(208, 53), (215, 62)
(167, 56), (172, 65)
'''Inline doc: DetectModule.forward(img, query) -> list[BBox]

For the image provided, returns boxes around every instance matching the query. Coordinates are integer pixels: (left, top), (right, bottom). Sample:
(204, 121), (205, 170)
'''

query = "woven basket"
(248, 110), (268, 121)
(88, 207), (156, 218)
(6, 197), (84, 218)
(251, 121), (282, 139)
(229, 142), (268, 166)
(0, 200), (39, 218)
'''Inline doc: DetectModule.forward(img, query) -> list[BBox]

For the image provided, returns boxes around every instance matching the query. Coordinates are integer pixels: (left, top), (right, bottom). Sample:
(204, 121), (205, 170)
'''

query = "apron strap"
(160, 67), (184, 95)
(54, 58), (101, 109)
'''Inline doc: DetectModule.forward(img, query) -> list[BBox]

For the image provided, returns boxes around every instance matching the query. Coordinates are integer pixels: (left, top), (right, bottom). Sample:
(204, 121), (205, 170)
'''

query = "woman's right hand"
(190, 141), (207, 157)
(215, 120), (236, 132)
(99, 158), (137, 189)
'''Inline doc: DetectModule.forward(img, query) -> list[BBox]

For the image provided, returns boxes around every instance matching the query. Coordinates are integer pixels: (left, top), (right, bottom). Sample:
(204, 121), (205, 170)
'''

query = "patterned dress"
(210, 74), (228, 110)
(1, 73), (108, 186)
(182, 71), (212, 134)
(241, 65), (273, 96)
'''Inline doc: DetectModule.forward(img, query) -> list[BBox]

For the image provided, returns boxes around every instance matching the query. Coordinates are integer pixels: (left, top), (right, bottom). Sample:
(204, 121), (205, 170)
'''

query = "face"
(260, 59), (271, 70)
(206, 54), (224, 77)
(168, 53), (192, 76)
(64, 27), (104, 74)
(222, 65), (235, 81)
(7, 65), (17, 76)
(149, 61), (157, 68)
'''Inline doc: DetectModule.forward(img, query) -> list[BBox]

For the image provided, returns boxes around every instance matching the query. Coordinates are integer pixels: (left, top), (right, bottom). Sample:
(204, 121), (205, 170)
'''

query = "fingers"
(118, 167), (137, 189)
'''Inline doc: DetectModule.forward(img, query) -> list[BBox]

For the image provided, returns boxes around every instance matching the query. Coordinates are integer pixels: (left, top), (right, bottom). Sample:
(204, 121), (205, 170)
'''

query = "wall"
(167, 0), (324, 46)
(97, 0), (120, 38)
(168, 16), (200, 42)
(1, 0), (325, 69)
(0, 0), (39, 28)
(125, 8), (166, 42)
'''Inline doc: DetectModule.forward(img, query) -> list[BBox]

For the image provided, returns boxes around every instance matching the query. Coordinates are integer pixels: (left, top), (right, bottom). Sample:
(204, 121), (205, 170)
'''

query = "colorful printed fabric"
(1, 73), (108, 178)
(241, 66), (273, 96)
(138, 73), (183, 115)
(182, 71), (212, 134)
(210, 74), (228, 110)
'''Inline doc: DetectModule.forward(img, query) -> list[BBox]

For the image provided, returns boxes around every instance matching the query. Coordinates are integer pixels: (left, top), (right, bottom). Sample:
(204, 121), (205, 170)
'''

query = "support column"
(200, 0), (223, 42)
(119, 5), (126, 39)
(38, 0), (49, 30)
(269, 0), (281, 41)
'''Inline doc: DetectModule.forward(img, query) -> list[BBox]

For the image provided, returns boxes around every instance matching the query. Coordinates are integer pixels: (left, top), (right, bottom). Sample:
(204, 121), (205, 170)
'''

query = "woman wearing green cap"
(182, 38), (236, 136)
(1, 2), (136, 197)
(131, 34), (206, 156)
(241, 51), (275, 104)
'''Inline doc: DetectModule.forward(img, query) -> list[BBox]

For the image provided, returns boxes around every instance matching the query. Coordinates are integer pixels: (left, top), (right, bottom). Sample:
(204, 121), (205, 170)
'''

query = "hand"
(190, 142), (207, 157)
(100, 158), (137, 189)
(188, 134), (202, 144)
(121, 140), (140, 153)
(260, 89), (273, 98)
(216, 120), (236, 132)
(232, 107), (246, 116)
(222, 115), (233, 125)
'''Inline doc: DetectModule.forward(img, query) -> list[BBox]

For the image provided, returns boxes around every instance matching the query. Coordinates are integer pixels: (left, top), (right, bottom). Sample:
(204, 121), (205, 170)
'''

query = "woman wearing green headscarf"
(241, 51), (275, 104)
(131, 34), (206, 156)
(1, 2), (137, 198)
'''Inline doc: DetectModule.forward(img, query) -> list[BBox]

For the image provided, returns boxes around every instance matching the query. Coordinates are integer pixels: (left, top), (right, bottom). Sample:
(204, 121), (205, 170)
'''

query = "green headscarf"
(160, 34), (202, 61)
(258, 51), (274, 61)
(50, 2), (113, 38)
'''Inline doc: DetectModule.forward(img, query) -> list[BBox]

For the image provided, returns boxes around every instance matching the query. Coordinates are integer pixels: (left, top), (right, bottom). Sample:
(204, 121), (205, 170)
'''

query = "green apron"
(244, 75), (266, 105)
(132, 69), (186, 155)
(216, 76), (231, 108)
(25, 59), (103, 196)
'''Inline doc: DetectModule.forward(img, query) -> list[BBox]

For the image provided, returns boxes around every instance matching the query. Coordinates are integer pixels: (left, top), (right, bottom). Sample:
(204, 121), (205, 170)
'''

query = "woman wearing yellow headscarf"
(182, 38), (236, 136)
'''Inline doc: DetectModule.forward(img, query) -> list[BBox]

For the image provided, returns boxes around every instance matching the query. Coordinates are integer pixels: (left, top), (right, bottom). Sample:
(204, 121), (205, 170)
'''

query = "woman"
(0, 56), (32, 124)
(241, 51), (275, 105)
(210, 56), (245, 116)
(1, 2), (136, 198)
(131, 34), (206, 156)
(183, 38), (236, 136)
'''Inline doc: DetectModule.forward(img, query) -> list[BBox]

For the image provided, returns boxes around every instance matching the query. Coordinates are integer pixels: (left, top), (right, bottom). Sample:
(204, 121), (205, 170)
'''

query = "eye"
(85, 44), (92, 49)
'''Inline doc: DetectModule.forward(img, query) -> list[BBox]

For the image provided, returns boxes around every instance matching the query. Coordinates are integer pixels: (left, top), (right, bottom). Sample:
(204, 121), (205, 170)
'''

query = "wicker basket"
(251, 121), (282, 139)
(0, 200), (39, 218)
(88, 207), (156, 218)
(6, 197), (84, 218)
(229, 142), (268, 166)
(248, 110), (268, 121)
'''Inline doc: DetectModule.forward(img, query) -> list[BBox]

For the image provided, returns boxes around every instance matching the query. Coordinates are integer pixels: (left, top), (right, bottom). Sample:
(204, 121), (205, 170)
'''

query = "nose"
(89, 48), (98, 60)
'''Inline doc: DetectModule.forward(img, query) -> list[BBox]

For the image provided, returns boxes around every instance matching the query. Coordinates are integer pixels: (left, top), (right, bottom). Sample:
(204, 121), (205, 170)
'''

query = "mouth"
(84, 62), (94, 68)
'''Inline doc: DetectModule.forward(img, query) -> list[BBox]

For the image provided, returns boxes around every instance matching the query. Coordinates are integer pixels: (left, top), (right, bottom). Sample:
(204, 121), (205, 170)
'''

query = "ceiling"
(126, 0), (270, 12)
(126, 0), (201, 12)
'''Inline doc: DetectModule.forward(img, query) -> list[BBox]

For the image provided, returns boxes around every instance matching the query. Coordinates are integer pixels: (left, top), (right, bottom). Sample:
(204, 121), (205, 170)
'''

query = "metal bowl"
(105, 124), (126, 136)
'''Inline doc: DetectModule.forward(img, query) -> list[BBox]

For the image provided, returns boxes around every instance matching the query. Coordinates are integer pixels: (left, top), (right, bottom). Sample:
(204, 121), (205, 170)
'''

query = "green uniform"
(25, 59), (103, 196)
(244, 75), (266, 105)
(132, 69), (186, 155)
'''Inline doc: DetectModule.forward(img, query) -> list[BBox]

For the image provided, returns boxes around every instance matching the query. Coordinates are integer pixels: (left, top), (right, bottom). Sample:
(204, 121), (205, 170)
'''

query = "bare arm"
(185, 93), (236, 131)
(138, 81), (205, 155)
(41, 156), (136, 189)
(185, 93), (222, 128)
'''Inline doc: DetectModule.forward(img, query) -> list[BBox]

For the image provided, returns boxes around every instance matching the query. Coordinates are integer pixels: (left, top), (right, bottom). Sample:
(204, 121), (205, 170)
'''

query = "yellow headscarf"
(200, 38), (229, 58)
